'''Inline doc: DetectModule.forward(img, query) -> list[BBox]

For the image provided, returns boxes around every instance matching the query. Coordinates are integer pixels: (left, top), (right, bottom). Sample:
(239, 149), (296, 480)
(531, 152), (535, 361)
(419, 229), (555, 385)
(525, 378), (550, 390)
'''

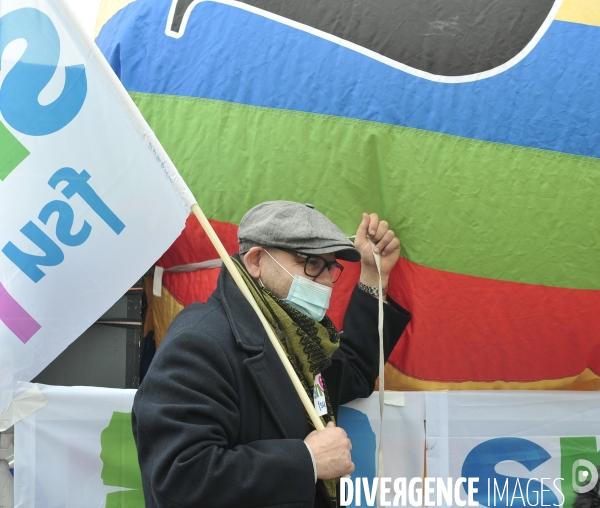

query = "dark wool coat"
(133, 267), (411, 508)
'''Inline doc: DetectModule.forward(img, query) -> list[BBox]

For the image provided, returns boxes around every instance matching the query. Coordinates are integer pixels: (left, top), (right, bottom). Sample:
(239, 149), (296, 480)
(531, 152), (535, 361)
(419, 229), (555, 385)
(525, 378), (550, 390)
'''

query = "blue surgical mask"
(264, 250), (332, 321)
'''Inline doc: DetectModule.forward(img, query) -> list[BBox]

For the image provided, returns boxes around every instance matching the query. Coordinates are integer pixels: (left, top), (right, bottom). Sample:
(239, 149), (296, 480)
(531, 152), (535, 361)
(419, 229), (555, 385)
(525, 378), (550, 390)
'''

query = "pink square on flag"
(0, 282), (41, 344)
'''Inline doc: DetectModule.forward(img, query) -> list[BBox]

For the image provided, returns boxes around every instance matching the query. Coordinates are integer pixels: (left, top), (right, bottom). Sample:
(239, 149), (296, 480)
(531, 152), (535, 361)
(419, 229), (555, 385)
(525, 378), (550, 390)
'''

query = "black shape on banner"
(168, 0), (556, 77)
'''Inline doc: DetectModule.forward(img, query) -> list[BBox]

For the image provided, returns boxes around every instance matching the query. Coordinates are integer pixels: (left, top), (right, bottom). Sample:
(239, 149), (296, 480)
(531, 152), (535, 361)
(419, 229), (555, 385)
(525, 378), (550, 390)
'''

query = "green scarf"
(232, 256), (341, 505)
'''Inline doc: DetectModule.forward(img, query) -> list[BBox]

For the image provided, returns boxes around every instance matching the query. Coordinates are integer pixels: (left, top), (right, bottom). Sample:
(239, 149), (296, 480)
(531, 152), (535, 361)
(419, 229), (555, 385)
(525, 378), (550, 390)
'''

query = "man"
(133, 201), (411, 508)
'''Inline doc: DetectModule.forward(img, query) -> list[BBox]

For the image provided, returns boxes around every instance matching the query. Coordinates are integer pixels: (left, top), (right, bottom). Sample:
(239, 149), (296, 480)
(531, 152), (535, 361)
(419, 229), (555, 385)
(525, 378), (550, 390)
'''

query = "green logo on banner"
(0, 120), (29, 181)
(100, 411), (145, 507)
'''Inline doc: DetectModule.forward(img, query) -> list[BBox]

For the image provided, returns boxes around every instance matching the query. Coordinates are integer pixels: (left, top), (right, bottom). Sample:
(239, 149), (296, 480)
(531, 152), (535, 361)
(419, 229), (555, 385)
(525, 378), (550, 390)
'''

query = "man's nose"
(314, 269), (335, 288)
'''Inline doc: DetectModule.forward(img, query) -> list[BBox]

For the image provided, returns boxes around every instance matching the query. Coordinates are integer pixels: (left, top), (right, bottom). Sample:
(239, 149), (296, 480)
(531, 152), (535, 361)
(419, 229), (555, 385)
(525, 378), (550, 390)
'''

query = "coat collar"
(216, 265), (267, 353)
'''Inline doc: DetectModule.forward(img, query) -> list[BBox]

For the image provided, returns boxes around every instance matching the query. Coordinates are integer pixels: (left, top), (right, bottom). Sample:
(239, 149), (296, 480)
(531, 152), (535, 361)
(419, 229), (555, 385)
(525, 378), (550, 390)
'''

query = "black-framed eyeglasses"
(279, 248), (344, 283)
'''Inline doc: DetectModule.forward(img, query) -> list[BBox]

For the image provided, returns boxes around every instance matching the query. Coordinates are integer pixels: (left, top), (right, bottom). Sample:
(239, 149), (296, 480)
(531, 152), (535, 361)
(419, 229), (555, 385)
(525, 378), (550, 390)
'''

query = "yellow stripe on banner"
(94, 0), (136, 38)
(383, 364), (600, 391)
(555, 0), (600, 27)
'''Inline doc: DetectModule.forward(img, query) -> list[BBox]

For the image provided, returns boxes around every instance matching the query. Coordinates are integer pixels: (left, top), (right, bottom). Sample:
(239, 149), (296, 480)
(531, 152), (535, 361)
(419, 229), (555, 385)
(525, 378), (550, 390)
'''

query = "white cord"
(367, 237), (385, 508)
(153, 259), (223, 296)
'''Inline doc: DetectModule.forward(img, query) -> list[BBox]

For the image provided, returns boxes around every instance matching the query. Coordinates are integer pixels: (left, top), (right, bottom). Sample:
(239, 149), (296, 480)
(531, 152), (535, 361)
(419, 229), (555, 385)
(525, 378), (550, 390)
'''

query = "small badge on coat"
(313, 373), (327, 416)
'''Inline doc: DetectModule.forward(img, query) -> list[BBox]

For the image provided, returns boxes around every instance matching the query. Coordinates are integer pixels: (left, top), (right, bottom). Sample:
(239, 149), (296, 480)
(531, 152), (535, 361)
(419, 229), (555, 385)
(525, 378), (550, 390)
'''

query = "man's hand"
(304, 422), (354, 480)
(354, 212), (401, 289)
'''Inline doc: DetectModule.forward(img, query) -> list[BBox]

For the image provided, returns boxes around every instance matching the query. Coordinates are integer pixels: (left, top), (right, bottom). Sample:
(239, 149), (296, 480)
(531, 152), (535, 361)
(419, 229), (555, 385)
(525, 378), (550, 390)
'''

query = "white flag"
(0, 0), (195, 412)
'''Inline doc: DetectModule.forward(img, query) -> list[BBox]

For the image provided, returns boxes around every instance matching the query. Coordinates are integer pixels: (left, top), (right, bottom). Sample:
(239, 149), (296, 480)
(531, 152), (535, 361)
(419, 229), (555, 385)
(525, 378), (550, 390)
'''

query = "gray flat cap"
(238, 201), (361, 262)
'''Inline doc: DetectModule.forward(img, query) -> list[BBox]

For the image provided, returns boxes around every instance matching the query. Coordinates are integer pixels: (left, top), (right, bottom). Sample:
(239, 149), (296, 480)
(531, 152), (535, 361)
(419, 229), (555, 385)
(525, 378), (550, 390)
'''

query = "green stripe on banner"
(131, 92), (600, 290)
(0, 121), (29, 181)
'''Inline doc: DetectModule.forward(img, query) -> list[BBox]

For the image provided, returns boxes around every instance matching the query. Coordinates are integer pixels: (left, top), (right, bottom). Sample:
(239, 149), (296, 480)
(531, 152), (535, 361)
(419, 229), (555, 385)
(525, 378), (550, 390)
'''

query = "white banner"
(13, 388), (600, 507)
(426, 391), (600, 508)
(0, 0), (195, 412)
(342, 392), (425, 483)
(341, 392), (425, 507)
(13, 387), (425, 507)
(14, 383), (138, 508)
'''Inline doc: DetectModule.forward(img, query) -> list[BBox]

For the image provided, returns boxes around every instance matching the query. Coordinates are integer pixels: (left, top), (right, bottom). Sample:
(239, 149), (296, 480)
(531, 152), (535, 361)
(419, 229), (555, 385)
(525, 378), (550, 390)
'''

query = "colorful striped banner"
(95, 0), (600, 391)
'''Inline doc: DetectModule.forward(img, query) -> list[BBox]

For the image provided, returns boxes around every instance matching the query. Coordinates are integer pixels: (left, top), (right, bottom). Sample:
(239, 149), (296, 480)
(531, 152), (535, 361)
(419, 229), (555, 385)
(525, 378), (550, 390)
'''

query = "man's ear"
(243, 247), (263, 279)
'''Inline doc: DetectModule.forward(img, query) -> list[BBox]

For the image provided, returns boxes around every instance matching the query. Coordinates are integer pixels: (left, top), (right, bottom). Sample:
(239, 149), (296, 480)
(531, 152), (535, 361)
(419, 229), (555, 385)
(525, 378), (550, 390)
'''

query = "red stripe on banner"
(386, 259), (600, 383)
(158, 218), (600, 384)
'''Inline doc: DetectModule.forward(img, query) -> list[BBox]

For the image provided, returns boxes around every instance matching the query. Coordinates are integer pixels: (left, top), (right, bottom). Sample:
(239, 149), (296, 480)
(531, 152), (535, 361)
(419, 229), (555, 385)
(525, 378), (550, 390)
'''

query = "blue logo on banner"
(0, 8), (87, 135)
(462, 437), (559, 507)
(338, 406), (376, 507)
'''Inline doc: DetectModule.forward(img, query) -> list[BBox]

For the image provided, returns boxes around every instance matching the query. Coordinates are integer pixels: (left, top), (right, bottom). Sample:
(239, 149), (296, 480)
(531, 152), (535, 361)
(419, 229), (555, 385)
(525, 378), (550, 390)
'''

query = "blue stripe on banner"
(96, 0), (600, 159)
